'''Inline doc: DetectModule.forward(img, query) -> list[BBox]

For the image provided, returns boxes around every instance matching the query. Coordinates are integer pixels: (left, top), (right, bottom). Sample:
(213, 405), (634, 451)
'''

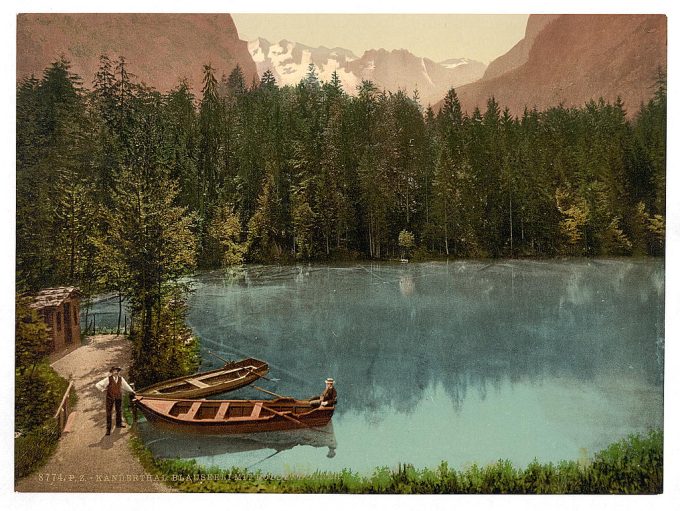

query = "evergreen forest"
(17, 56), (667, 293)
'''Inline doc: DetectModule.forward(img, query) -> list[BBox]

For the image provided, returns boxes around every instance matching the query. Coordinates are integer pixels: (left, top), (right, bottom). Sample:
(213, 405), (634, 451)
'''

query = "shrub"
(15, 364), (69, 432)
(14, 419), (60, 479)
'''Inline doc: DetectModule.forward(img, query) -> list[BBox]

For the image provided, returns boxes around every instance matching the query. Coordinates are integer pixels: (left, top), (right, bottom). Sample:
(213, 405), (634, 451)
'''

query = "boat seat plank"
(145, 399), (176, 414)
(216, 402), (229, 419)
(251, 403), (263, 418)
(224, 365), (255, 374)
(186, 378), (211, 389)
(177, 401), (202, 420)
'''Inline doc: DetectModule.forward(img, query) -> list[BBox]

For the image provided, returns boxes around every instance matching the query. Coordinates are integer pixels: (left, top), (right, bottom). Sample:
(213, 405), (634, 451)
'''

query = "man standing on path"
(95, 366), (134, 435)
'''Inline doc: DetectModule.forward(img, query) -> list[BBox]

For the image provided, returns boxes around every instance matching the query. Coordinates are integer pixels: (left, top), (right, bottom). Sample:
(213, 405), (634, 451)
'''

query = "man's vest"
(107, 375), (122, 399)
(321, 386), (337, 405)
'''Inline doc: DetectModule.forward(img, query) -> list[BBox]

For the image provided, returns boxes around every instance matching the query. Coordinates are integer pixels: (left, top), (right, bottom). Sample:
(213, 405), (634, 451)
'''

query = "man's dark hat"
(110, 366), (122, 372)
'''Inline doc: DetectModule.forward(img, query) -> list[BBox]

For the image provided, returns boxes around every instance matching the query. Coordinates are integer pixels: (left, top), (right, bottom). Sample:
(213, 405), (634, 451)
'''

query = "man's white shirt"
(95, 375), (134, 394)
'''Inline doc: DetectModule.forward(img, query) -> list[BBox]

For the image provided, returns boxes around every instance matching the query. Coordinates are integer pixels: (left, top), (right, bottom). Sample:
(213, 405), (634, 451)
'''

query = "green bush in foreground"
(129, 429), (663, 494)
(15, 362), (73, 479)
(15, 363), (70, 431)
(14, 419), (60, 479)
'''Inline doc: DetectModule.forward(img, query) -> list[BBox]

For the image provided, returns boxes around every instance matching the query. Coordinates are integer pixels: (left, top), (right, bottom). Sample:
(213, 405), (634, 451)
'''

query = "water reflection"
(189, 260), (664, 420)
(137, 420), (337, 461)
(399, 275), (415, 296)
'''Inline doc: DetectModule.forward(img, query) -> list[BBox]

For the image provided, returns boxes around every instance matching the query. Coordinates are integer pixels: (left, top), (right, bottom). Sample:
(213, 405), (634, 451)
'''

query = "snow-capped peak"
(248, 37), (486, 105)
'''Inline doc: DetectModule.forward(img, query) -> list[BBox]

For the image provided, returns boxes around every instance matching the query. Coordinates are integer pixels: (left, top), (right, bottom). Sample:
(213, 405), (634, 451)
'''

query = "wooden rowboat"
(133, 395), (335, 435)
(135, 358), (269, 399)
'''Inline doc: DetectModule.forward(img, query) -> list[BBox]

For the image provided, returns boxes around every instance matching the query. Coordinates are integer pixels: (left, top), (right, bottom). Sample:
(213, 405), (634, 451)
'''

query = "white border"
(2, 1), (677, 511)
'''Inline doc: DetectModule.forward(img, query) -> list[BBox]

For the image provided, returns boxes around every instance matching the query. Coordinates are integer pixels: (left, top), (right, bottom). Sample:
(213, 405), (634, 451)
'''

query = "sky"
(232, 14), (529, 64)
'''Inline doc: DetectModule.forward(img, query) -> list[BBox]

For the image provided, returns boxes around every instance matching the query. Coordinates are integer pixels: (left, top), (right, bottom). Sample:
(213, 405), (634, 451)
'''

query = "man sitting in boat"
(311, 377), (337, 407)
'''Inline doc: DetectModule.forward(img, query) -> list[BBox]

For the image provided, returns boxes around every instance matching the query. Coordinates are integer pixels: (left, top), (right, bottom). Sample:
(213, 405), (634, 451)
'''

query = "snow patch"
(420, 58), (435, 86)
(440, 58), (471, 69)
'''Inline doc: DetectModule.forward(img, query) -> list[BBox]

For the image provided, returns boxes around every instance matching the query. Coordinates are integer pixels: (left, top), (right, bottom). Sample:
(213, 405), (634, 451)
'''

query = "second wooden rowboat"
(133, 395), (335, 435)
(135, 358), (269, 399)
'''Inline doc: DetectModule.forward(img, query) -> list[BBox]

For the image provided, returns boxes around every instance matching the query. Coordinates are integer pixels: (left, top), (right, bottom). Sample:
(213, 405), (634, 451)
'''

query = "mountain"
(17, 14), (258, 94)
(249, 38), (486, 106)
(248, 38), (362, 91)
(347, 49), (487, 106)
(444, 14), (666, 117)
(481, 15), (560, 80)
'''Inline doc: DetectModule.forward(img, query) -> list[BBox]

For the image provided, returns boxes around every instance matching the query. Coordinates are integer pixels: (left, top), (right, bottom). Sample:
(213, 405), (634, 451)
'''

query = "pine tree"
(317, 100), (353, 255)
(197, 64), (225, 264)
(104, 163), (197, 386)
(17, 58), (93, 290)
(303, 63), (321, 90)
(246, 174), (281, 261)
(432, 88), (473, 256)
(93, 78), (199, 384)
(226, 64), (247, 96)
(208, 204), (247, 266)
(15, 295), (49, 376)
(291, 188), (315, 260)
(421, 106), (438, 251)
(164, 81), (199, 211)
(260, 69), (277, 89)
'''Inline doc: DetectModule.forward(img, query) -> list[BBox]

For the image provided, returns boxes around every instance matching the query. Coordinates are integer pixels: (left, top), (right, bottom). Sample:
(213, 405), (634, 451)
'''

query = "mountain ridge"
(17, 13), (258, 95)
(443, 14), (667, 117)
(249, 37), (486, 105)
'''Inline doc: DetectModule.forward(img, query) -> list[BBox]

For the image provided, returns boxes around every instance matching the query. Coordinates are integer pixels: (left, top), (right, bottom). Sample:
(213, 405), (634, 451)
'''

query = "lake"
(97, 259), (664, 476)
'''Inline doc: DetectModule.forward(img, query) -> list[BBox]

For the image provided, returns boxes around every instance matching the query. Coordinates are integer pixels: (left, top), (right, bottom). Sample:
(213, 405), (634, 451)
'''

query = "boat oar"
(246, 368), (280, 383)
(207, 349), (233, 365)
(208, 350), (281, 382)
(247, 449), (283, 470)
(249, 386), (333, 435)
(258, 403), (334, 436)
(250, 385), (333, 433)
(250, 384), (291, 399)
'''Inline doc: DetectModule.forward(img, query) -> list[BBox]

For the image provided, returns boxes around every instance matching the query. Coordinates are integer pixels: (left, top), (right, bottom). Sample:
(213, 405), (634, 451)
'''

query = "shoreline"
(191, 254), (665, 271)
(127, 428), (663, 493)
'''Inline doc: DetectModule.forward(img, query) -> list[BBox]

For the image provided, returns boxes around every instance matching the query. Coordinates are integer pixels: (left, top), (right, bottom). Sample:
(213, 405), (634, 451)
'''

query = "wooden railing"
(82, 312), (132, 335)
(53, 380), (74, 437)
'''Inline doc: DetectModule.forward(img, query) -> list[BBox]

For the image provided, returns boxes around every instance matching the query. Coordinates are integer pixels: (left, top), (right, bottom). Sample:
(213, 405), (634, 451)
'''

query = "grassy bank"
(15, 363), (75, 478)
(128, 428), (662, 494)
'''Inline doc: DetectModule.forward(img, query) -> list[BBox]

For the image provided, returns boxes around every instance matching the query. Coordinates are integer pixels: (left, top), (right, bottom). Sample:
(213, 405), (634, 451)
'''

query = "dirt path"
(15, 335), (171, 492)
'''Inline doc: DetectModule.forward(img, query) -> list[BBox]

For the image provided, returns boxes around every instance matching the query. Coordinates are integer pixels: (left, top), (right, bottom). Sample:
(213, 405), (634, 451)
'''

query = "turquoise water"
(129, 260), (664, 475)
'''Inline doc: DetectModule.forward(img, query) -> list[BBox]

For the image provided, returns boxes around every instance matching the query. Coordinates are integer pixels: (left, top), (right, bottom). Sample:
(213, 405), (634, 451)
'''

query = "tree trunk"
(116, 293), (122, 335)
(509, 194), (513, 257)
(143, 298), (153, 350)
(84, 300), (90, 334)
(157, 272), (162, 336)
(368, 212), (373, 258)
(444, 205), (449, 256)
(69, 195), (76, 280)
